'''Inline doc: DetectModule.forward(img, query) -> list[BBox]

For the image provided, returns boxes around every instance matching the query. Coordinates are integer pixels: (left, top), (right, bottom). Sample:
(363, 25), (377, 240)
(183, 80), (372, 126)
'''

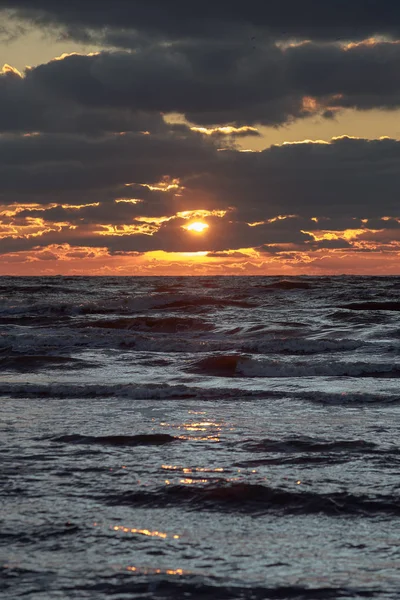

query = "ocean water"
(1, 275), (399, 600)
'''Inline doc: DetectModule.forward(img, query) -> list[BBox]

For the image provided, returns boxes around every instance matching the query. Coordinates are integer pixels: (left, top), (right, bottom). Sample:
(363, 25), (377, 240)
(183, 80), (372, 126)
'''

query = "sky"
(1, 1), (400, 275)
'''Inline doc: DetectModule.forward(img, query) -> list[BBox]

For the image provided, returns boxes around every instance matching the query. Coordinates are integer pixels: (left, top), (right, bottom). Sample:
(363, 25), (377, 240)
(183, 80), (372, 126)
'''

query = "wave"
(0, 326), (229, 355)
(0, 303), (77, 318)
(50, 433), (177, 446)
(0, 315), (72, 326)
(191, 355), (245, 376)
(0, 293), (257, 319)
(152, 284), (184, 293)
(82, 316), (214, 333)
(234, 455), (350, 467)
(241, 338), (363, 355)
(240, 359), (400, 379)
(80, 293), (257, 316)
(0, 327), (371, 356)
(0, 284), (83, 295)
(154, 296), (257, 311)
(0, 382), (202, 400)
(0, 522), (80, 544)
(340, 302), (400, 311)
(67, 577), (371, 600)
(263, 280), (311, 290)
(329, 310), (392, 324)
(103, 482), (400, 517)
(0, 354), (92, 371)
(0, 382), (397, 405)
(0, 382), (275, 401)
(241, 437), (378, 453)
(297, 390), (399, 405)
(191, 354), (400, 378)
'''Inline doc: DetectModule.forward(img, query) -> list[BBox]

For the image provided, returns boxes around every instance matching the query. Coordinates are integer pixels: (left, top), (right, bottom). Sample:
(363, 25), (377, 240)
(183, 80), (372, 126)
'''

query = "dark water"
(1, 276), (399, 599)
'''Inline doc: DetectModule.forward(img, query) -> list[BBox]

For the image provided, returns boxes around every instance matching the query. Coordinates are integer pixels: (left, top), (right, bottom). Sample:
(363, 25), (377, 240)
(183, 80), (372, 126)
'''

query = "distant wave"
(0, 284), (84, 294)
(154, 296), (257, 311)
(263, 280), (311, 290)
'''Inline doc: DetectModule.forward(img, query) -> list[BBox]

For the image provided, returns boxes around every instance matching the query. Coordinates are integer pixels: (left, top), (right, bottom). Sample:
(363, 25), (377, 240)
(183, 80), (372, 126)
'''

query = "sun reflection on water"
(159, 419), (223, 442)
(179, 478), (210, 485)
(126, 566), (186, 576)
(177, 435), (221, 442)
(162, 465), (225, 473)
(111, 525), (179, 539)
(160, 421), (222, 430)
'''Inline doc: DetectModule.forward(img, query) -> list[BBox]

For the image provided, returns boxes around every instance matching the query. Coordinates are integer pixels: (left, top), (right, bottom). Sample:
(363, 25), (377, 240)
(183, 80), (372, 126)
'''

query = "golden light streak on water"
(112, 525), (176, 539)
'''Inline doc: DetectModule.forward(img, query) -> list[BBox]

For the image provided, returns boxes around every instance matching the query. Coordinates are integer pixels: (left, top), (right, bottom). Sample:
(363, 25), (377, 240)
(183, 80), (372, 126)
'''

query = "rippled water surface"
(1, 276), (400, 599)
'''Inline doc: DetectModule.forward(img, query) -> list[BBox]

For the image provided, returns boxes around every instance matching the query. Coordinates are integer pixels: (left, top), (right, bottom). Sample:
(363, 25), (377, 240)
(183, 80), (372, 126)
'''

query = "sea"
(1, 275), (399, 600)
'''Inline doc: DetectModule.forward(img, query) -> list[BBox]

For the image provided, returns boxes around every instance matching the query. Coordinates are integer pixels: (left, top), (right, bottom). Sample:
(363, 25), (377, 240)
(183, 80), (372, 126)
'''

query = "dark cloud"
(1, 135), (400, 227)
(357, 227), (400, 242)
(65, 250), (97, 258)
(257, 237), (353, 253)
(0, 64), (167, 134)
(305, 217), (364, 231)
(207, 251), (250, 258)
(0, 66), (46, 133)
(2, 45), (303, 129)
(2, 1), (400, 42)
(15, 196), (177, 223)
(363, 218), (400, 229)
(0, 130), (215, 198)
(286, 40), (400, 112)
(195, 137), (400, 220)
(4, 39), (400, 133)
(309, 238), (352, 249)
(34, 250), (58, 260)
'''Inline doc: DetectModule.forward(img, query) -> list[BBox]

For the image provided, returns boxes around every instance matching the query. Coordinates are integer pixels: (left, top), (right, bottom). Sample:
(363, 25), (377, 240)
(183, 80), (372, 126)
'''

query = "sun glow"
(185, 222), (209, 233)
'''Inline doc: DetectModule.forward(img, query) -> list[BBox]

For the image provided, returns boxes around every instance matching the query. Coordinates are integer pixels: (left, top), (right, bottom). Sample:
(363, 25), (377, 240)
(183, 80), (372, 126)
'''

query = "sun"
(185, 221), (209, 233)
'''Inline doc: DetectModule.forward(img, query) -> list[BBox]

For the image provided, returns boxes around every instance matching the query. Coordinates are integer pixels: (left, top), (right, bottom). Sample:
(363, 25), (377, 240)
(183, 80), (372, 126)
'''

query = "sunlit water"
(1, 276), (400, 599)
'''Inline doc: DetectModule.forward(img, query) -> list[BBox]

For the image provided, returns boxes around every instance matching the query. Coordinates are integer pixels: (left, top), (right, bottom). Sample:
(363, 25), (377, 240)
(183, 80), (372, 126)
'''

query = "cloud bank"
(0, 1), (399, 273)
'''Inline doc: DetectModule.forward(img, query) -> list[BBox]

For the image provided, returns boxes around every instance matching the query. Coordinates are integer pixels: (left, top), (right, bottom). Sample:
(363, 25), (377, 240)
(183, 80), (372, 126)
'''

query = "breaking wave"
(191, 354), (400, 378)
